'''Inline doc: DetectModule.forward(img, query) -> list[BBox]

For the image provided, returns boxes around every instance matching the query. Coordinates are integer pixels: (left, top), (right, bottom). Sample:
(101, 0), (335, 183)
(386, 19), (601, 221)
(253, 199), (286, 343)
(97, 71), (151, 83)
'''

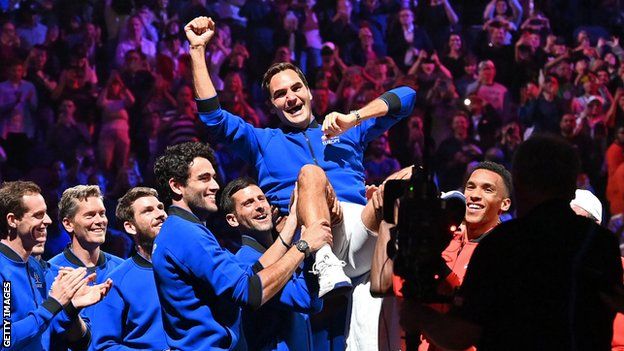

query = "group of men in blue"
(0, 183), (113, 351)
(1, 15), (417, 351)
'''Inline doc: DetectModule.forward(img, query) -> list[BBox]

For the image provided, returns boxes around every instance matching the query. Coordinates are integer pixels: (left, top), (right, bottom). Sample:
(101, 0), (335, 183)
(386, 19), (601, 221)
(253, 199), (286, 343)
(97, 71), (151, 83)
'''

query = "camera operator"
(400, 135), (623, 350)
(370, 161), (511, 350)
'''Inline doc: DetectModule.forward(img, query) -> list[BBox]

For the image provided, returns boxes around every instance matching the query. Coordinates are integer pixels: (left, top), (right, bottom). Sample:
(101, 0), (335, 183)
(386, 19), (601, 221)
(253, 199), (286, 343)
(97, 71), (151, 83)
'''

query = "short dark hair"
(472, 161), (513, 197)
(0, 181), (42, 239)
(220, 177), (258, 214)
(543, 75), (558, 84)
(8, 59), (23, 68)
(261, 62), (309, 94)
(124, 49), (146, 61)
(453, 110), (469, 119)
(116, 187), (159, 225)
(512, 135), (579, 201)
(32, 44), (47, 52)
(153, 142), (217, 201)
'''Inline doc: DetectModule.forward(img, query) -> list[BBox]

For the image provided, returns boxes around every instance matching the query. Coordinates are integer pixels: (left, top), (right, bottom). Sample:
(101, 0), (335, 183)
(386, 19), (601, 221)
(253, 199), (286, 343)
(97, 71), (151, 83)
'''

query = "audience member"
(418, 0), (459, 53)
(0, 60), (37, 139)
(520, 74), (566, 135)
(364, 133), (401, 185)
(435, 112), (482, 191)
(115, 15), (157, 67)
(46, 99), (91, 167)
(97, 73), (135, 175)
(465, 60), (509, 120)
(387, 8), (432, 71)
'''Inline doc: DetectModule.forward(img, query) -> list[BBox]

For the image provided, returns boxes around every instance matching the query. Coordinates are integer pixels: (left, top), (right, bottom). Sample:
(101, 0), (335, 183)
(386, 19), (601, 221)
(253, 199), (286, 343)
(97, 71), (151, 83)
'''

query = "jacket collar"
(168, 205), (203, 224)
(241, 235), (268, 253)
(281, 118), (319, 134)
(131, 253), (153, 268)
(62, 246), (107, 268)
(0, 242), (24, 262)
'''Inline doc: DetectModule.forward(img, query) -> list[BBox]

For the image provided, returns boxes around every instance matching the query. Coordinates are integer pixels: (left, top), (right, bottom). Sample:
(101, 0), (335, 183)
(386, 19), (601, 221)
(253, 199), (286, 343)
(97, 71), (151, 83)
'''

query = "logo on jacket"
(322, 137), (340, 146)
(32, 272), (43, 289)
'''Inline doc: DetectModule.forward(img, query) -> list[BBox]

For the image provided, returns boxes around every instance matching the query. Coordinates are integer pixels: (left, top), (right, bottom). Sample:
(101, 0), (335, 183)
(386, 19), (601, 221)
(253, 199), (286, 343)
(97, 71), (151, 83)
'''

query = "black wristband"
(64, 301), (82, 319)
(278, 234), (292, 249)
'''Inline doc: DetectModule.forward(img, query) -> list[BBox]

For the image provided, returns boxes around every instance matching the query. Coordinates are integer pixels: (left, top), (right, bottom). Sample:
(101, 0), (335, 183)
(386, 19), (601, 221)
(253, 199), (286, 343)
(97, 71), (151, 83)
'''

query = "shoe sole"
(319, 281), (353, 299)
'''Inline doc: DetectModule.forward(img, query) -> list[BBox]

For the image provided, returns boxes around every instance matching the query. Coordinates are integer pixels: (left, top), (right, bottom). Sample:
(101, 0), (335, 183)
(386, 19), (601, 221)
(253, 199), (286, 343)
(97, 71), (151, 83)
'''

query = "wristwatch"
(295, 240), (310, 258)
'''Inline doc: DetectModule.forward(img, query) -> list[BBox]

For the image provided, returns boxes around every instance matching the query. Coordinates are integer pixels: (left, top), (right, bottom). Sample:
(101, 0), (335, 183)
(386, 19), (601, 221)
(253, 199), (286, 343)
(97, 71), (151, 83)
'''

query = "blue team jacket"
(235, 235), (322, 351)
(90, 254), (168, 351)
(152, 206), (263, 351)
(48, 247), (123, 337)
(0, 243), (90, 351)
(196, 86), (416, 212)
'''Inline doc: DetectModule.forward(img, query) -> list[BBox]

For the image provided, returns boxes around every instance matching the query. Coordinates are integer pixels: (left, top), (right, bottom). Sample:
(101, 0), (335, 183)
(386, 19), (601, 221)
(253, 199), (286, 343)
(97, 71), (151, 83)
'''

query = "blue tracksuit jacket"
(235, 235), (322, 351)
(48, 248), (123, 285)
(0, 243), (90, 351)
(196, 86), (416, 212)
(90, 253), (168, 351)
(152, 206), (263, 351)
(48, 247), (123, 338)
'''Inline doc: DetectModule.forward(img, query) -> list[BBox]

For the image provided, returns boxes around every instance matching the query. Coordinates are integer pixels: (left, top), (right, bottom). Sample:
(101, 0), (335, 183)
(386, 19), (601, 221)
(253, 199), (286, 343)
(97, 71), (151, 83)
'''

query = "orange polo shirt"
(392, 231), (483, 351)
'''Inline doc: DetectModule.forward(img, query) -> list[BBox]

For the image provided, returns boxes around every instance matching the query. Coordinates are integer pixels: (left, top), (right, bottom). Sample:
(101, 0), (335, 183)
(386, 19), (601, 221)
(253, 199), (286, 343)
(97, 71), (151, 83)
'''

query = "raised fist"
(184, 17), (216, 47)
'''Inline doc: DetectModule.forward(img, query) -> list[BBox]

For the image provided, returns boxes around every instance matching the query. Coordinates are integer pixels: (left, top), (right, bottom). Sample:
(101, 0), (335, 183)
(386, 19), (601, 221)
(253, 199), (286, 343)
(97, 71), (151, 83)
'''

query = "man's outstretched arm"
(185, 17), (217, 100)
(322, 86), (416, 138)
(322, 97), (388, 138)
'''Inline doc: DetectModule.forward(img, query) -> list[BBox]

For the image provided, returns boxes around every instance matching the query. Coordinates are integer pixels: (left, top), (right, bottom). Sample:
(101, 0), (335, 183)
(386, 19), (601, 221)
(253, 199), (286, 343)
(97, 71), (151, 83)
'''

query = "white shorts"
(330, 202), (383, 351)
(331, 202), (377, 278)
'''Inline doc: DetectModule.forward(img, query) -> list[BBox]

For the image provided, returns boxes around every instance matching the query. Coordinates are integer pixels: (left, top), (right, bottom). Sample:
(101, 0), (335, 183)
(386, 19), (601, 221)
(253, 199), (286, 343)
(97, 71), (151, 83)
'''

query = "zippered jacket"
(196, 86), (417, 212)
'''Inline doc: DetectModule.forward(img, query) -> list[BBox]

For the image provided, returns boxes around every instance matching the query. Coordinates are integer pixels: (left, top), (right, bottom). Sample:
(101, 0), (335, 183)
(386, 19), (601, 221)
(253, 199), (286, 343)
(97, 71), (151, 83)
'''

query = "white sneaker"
(312, 253), (352, 298)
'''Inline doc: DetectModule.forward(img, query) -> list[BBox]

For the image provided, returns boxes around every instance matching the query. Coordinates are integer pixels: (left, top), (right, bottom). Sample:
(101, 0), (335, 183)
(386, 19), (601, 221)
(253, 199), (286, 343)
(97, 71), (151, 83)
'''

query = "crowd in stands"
(1, 0), (624, 259)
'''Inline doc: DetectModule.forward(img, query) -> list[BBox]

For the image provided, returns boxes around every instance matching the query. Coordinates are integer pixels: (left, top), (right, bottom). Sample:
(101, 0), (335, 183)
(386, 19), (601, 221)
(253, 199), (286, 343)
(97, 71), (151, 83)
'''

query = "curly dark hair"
(154, 142), (217, 202)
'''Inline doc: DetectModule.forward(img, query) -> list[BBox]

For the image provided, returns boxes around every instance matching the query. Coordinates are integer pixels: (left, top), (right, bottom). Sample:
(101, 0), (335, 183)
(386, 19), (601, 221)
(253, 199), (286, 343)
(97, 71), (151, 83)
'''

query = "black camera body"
(383, 166), (465, 302)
